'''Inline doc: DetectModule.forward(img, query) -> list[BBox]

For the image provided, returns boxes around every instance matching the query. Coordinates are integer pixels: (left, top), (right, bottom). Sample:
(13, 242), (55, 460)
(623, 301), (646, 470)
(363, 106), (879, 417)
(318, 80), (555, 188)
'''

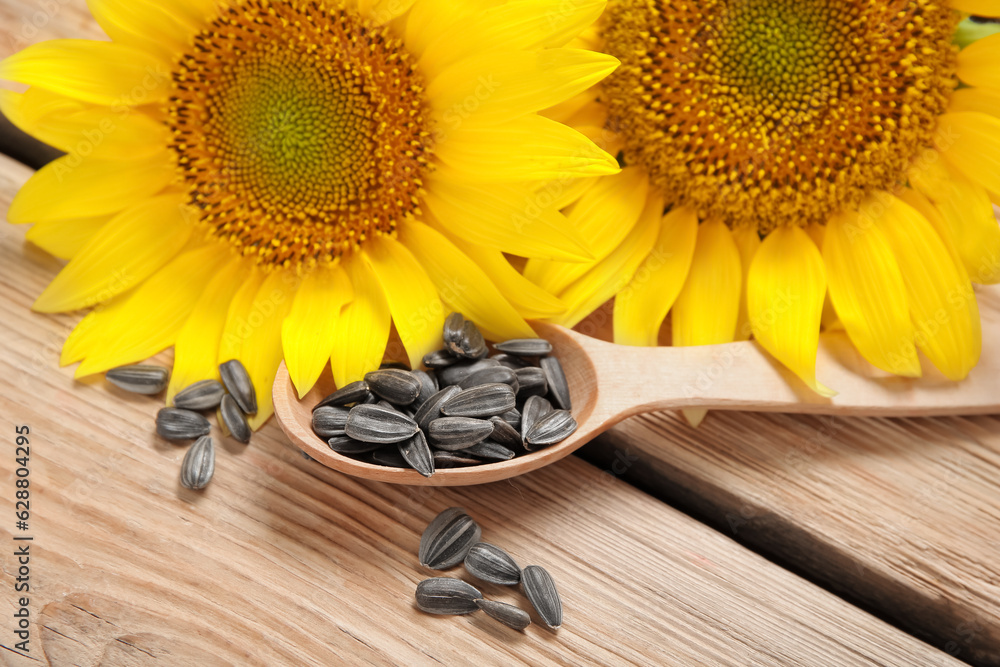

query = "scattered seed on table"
(156, 408), (211, 441)
(440, 383), (516, 418)
(465, 542), (521, 585)
(365, 369), (422, 406)
(398, 430), (435, 478)
(106, 365), (169, 395)
(314, 381), (370, 410)
(488, 417), (523, 449)
(312, 406), (352, 439)
(328, 434), (383, 455)
(475, 598), (531, 631)
(173, 379), (224, 410)
(428, 417), (494, 450)
(219, 359), (257, 415)
(524, 410), (578, 450)
(459, 440), (515, 461)
(520, 395), (553, 441)
(345, 404), (419, 444)
(180, 435), (215, 490)
(415, 578), (483, 615)
(419, 508), (482, 569)
(457, 366), (519, 393)
(414, 385), (462, 432)
(540, 356), (572, 411)
(522, 565), (562, 630)
(218, 394), (251, 444)
(494, 339), (553, 357)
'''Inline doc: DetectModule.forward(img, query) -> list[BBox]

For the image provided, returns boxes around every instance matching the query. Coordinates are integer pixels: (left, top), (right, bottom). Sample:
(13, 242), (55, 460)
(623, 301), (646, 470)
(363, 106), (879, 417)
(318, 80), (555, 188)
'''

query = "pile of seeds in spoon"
(414, 507), (562, 632)
(311, 313), (578, 477)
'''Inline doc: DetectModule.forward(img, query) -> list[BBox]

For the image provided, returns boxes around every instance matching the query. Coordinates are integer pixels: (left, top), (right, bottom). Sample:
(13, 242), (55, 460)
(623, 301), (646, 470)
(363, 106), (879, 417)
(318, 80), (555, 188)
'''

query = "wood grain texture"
(0, 154), (964, 664)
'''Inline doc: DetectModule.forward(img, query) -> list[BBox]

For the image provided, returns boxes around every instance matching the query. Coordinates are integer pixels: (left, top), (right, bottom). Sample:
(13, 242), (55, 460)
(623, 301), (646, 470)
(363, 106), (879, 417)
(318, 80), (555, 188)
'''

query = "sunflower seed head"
(520, 395), (553, 441)
(524, 410), (578, 449)
(398, 430), (435, 478)
(465, 542), (521, 585)
(156, 408), (211, 441)
(371, 446), (410, 468)
(414, 385), (462, 432)
(419, 508), (482, 569)
(457, 366), (519, 393)
(106, 365), (169, 395)
(494, 339), (553, 357)
(314, 381), (370, 410)
(488, 416), (523, 449)
(219, 359), (257, 415)
(328, 434), (383, 455)
(437, 357), (500, 387)
(434, 451), (482, 468)
(415, 578), (483, 615)
(180, 436), (215, 490)
(522, 565), (562, 630)
(459, 439), (515, 461)
(490, 353), (531, 370)
(514, 367), (548, 399)
(440, 383), (516, 418)
(173, 379), (225, 410)
(540, 356), (572, 411)
(475, 598), (531, 631)
(312, 406), (351, 438)
(365, 369), (422, 406)
(428, 417), (494, 450)
(218, 394), (251, 444)
(410, 370), (438, 411)
(345, 404), (419, 444)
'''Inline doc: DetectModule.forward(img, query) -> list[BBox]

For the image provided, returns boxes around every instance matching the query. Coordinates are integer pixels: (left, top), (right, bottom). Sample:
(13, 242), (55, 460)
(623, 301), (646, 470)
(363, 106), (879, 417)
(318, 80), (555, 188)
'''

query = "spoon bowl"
(274, 291), (1000, 486)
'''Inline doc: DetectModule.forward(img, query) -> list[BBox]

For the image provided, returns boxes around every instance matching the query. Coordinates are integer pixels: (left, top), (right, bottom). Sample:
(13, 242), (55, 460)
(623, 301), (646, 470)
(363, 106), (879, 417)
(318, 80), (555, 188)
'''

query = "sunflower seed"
(525, 410), (577, 450)
(437, 358), (500, 387)
(541, 356), (572, 410)
(488, 416), (523, 449)
(520, 395), (553, 441)
(106, 365), (169, 395)
(501, 409), (522, 429)
(219, 359), (257, 415)
(423, 348), (460, 369)
(411, 370), (438, 411)
(459, 440), (515, 461)
(440, 383), (516, 418)
(156, 408), (211, 441)
(345, 404), (419, 444)
(522, 565), (562, 630)
(365, 369), (422, 406)
(312, 406), (352, 438)
(465, 542), (521, 585)
(398, 430), (435, 478)
(456, 320), (488, 359)
(314, 381), (370, 410)
(371, 446), (410, 467)
(443, 312), (466, 354)
(457, 366), (519, 393)
(173, 379), (225, 410)
(328, 434), (382, 455)
(415, 578), (482, 615)
(428, 417), (494, 450)
(419, 508), (482, 569)
(490, 353), (531, 370)
(514, 367), (548, 399)
(475, 598), (531, 631)
(494, 339), (553, 357)
(433, 451), (483, 468)
(218, 394), (251, 444)
(414, 385), (462, 432)
(180, 435), (215, 490)
(380, 361), (411, 371)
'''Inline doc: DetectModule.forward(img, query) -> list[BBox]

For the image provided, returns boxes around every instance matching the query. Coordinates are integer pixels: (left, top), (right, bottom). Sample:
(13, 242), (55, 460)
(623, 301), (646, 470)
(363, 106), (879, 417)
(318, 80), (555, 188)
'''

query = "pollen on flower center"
(600, 0), (958, 231)
(167, 0), (431, 268)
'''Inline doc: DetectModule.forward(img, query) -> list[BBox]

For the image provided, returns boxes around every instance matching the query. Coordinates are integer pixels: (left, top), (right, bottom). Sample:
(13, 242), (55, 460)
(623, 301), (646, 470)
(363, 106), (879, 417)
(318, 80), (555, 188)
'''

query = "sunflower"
(533, 0), (1000, 406)
(0, 0), (621, 427)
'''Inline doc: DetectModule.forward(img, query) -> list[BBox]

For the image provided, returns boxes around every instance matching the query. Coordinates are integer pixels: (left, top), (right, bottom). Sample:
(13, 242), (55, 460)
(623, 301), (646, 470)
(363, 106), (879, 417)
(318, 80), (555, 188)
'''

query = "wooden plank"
(0, 156), (962, 663)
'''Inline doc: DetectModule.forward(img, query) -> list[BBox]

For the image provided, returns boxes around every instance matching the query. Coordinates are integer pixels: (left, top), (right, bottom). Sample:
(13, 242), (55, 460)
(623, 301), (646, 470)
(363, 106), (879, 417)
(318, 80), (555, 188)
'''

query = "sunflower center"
(600, 0), (958, 230)
(167, 0), (431, 268)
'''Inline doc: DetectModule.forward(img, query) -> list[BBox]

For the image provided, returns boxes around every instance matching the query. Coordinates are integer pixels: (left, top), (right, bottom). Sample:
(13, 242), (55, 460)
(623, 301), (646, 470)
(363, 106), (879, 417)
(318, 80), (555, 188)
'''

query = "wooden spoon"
(273, 314), (1000, 486)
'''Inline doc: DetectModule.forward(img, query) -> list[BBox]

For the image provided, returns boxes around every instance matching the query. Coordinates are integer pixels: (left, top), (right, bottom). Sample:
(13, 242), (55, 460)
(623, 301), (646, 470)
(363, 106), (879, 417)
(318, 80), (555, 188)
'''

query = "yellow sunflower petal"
(823, 208), (920, 377)
(613, 206), (698, 347)
(330, 255), (391, 389)
(400, 221), (534, 341)
(804, 222), (841, 331)
(358, 0), (418, 24)
(60, 293), (129, 366)
(218, 267), (266, 364)
(8, 151), (176, 224)
(948, 87), (1000, 119)
(957, 33), (1000, 89)
(953, 0), (1000, 16)
(364, 236), (445, 369)
(87, 0), (204, 59)
(168, 256), (248, 404)
(731, 226), (761, 341)
(748, 225), (833, 396)
(936, 112), (1000, 195)
(32, 194), (192, 313)
(0, 40), (170, 106)
(74, 245), (226, 376)
(282, 265), (353, 398)
(672, 219), (741, 347)
(25, 216), (110, 260)
(404, 0), (486, 59)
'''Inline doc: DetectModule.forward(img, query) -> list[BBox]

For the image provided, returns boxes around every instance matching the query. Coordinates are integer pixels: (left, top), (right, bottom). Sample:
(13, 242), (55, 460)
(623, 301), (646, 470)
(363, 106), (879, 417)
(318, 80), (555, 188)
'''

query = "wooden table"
(1, 3), (998, 665)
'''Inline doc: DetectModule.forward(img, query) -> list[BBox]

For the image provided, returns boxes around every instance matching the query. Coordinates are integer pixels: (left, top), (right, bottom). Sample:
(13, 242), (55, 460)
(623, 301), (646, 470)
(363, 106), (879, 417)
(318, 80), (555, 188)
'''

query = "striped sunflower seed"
(314, 381), (370, 410)
(218, 394), (251, 444)
(106, 365), (169, 395)
(465, 542), (521, 585)
(514, 367), (548, 399)
(459, 440), (515, 461)
(173, 379), (225, 410)
(414, 385), (462, 432)
(437, 358), (499, 387)
(442, 312), (466, 354)
(156, 408), (211, 441)
(415, 578), (483, 615)
(457, 366), (519, 393)
(398, 430), (435, 478)
(328, 435), (383, 455)
(312, 406), (352, 439)
(365, 369), (422, 406)
(494, 338), (553, 357)
(345, 404), (419, 444)
(419, 508), (482, 569)
(380, 361), (411, 371)
(520, 395), (552, 441)
(475, 599), (531, 631)
(370, 446), (410, 468)
(423, 348), (460, 369)
(522, 565), (562, 630)
(219, 359), (257, 415)
(524, 410), (578, 449)
(428, 417), (494, 450)
(456, 320), (488, 359)
(440, 383), (516, 418)
(501, 409), (522, 429)
(488, 416), (523, 449)
(411, 370), (438, 411)
(541, 356), (572, 411)
(180, 435), (215, 490)
(490, 353), (531, 370)
(433, 452), (483, 468)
